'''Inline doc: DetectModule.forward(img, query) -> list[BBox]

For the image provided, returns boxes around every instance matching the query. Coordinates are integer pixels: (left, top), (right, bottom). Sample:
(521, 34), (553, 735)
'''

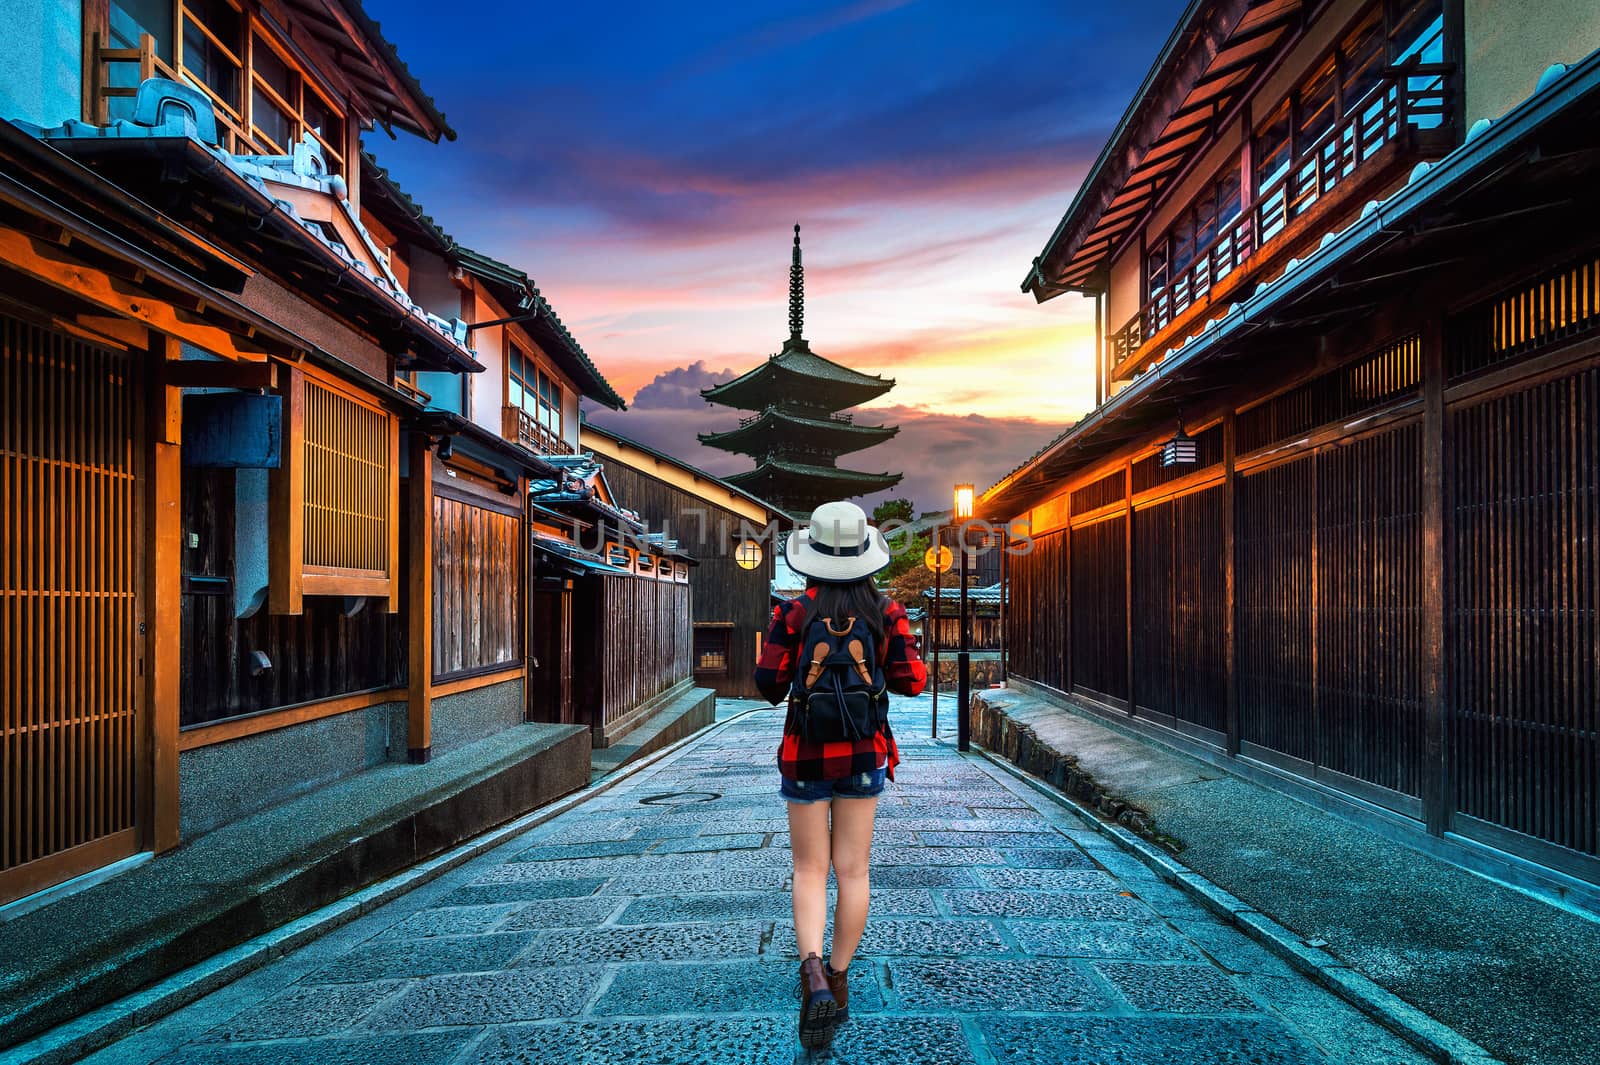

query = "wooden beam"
(71, 314), (148, 350)
(1420, 314), (1449, 835)
(407, 433), (433, 761)
(0, 226), (272, 362)
(154, 334), (181, 445)
(269, 367), (305, 614)
(163, 359), (278, 390)
(145, 335), (181, 853)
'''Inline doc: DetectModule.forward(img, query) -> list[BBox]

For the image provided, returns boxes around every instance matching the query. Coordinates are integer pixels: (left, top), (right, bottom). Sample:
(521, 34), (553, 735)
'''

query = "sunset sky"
(370, 0), (1187, 511)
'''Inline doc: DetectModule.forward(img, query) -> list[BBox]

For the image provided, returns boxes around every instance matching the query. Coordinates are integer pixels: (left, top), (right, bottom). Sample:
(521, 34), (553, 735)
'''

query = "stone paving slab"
(76, 695), (1436, 1065)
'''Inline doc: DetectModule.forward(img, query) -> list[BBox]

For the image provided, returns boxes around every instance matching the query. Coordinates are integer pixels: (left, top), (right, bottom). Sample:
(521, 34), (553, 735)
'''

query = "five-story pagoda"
(700, 226), (902, 514)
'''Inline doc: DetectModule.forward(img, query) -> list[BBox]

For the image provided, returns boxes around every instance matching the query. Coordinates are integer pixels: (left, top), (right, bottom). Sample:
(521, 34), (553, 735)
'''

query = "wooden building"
(0, 0), (641, 909)
(525, 451), (700, 747)
(987, 0), (1600, 891)
(581, 421), (790, 699)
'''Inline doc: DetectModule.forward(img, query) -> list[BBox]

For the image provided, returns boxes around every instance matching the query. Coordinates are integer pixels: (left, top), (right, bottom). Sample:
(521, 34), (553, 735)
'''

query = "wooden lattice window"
(271, 368), (398, 613)
(1449, 252), (1600, 380)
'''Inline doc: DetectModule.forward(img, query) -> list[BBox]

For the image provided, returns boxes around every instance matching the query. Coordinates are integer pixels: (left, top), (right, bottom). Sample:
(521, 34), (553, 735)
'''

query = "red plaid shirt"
(756, 588), (927, 782)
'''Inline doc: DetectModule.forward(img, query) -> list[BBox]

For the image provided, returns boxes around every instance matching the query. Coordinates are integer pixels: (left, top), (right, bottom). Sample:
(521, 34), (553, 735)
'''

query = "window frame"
(172, 0), (349, 171)
(693, 626), (732, 675)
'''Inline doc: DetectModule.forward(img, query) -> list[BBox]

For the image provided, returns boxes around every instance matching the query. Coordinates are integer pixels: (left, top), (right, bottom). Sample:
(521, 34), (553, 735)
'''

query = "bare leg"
(787, 798), (833, 959)
(828, 794), (878, 969)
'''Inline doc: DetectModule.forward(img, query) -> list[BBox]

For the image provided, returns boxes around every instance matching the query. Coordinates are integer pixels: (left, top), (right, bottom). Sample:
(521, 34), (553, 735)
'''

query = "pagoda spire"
(789, 223), (804, 344)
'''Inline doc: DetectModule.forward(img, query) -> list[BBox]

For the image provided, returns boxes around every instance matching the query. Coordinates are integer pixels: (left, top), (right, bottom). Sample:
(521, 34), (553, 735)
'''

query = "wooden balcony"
(1110, 64), (1455, 383)
(503, 405), (575, 456)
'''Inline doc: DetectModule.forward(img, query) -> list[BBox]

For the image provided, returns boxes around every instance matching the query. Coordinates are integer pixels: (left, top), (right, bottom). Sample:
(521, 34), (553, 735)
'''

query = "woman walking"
(755, 500), (927, 1049)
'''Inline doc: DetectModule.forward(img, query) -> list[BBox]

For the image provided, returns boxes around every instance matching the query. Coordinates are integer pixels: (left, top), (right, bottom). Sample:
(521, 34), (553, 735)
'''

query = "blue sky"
(367, 0), (1186, 510)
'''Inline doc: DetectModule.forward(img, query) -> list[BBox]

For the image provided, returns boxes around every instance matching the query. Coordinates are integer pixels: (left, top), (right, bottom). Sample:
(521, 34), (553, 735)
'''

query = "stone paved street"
(78, 696), (1433, 1064)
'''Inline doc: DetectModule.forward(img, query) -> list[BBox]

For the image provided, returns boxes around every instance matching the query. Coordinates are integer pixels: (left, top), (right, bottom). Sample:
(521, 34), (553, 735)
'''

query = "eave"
(1024, 0), (1304, 299)
(700, 346), (894, 413)
(277, 0), (455, 142)
(724, 458), (903, 493)
(697, 406), (899, 457)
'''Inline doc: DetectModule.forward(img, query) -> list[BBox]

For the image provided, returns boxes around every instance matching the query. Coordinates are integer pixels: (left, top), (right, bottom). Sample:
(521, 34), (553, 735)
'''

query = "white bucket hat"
(785, 500), (892, 582)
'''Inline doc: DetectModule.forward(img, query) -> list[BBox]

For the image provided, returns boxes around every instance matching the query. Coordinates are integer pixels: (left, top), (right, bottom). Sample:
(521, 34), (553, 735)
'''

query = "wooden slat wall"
(303, 380), (388, 575)
(1133, 485), (1226, 733)
(2, 315), (141, 901)
(431, 495), (521, 680)
(1237, 457), (1317, 762)
(1070, 516), (1128, 701)
(1449, 366), (1598, 857)
(179, 468), (405, 727)
(597, 575), (692, 724)
(1315, 424), (1424, 796)
(1006, 530), (1066, 690)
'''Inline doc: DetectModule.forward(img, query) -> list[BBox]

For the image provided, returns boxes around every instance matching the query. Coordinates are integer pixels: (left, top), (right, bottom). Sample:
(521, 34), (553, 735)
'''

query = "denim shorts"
(780, 766), (888, 804)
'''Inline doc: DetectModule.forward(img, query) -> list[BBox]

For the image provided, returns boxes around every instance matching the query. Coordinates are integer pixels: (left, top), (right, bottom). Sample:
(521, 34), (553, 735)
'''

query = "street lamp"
(954, 484), (974, 752)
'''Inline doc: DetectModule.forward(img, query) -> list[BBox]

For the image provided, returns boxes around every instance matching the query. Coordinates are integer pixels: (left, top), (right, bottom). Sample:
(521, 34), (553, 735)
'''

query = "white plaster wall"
(0, 0), (83, 126)
(1465, 0), (1600, 122)
(466, 287), (507, 436)
(1106, 243), (1144, 335)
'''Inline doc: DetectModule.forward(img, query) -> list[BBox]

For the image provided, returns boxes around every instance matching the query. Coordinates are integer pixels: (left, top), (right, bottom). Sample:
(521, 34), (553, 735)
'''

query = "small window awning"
(530, 534), (634, 577)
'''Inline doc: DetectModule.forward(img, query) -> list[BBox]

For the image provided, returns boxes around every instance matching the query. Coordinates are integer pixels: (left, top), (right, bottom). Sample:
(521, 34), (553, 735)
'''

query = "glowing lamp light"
(1161, 423), (1197, 468)
(734, 539), (764, 570)
(953, 483), (975, 521)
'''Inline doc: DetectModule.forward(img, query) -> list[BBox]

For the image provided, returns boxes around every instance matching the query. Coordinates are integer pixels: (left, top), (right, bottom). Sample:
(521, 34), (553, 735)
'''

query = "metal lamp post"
(954, 484), (974, 752)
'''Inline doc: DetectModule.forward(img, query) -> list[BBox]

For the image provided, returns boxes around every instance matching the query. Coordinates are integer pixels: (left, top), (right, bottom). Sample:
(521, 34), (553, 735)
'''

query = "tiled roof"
(924, 582), (1004, 603)
(580, 419), (793, 521)
(360, 150), (456, 255)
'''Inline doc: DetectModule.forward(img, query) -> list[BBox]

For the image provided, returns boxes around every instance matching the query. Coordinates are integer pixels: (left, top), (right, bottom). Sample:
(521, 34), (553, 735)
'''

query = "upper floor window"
(249, 34), (346, 170)
(1252, 0), (1444, 240)
(1145, 164), (1242, 307)
(509, 344), (564, 438)
(182, 0), (244, 113)
(97, 0), (349, 170)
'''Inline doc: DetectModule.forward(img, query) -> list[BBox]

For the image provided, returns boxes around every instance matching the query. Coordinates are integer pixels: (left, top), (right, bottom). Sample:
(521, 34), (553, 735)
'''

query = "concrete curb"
(2, 707), (768, 1065)
(963, 740), (1504, 1065)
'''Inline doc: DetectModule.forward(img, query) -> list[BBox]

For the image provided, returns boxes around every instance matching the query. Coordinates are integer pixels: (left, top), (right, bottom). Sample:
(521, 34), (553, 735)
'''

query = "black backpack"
(790, 610), (888, 743)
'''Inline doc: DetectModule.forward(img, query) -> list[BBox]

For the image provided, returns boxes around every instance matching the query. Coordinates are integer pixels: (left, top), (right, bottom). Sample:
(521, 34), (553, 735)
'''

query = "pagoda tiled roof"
(701, 339), (893, 412)
(698, 404), (898, 456)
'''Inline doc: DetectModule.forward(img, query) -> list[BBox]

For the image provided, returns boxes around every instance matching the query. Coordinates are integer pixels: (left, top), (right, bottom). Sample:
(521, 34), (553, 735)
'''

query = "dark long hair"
(800, 576), (889, 644)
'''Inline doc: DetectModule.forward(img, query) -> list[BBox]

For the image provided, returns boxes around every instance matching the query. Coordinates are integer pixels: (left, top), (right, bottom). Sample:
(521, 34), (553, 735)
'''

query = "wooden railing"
(1110, 63), (1454, 371)
(92, 32), (179, 124)
(504, 405), (576, 456)
(92, 32), (251, 151)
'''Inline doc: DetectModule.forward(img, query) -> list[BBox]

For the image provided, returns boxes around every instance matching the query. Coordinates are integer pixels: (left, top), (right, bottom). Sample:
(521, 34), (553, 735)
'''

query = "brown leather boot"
(825, 961), (850, 1024)
(796, 952), (838, 1049)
